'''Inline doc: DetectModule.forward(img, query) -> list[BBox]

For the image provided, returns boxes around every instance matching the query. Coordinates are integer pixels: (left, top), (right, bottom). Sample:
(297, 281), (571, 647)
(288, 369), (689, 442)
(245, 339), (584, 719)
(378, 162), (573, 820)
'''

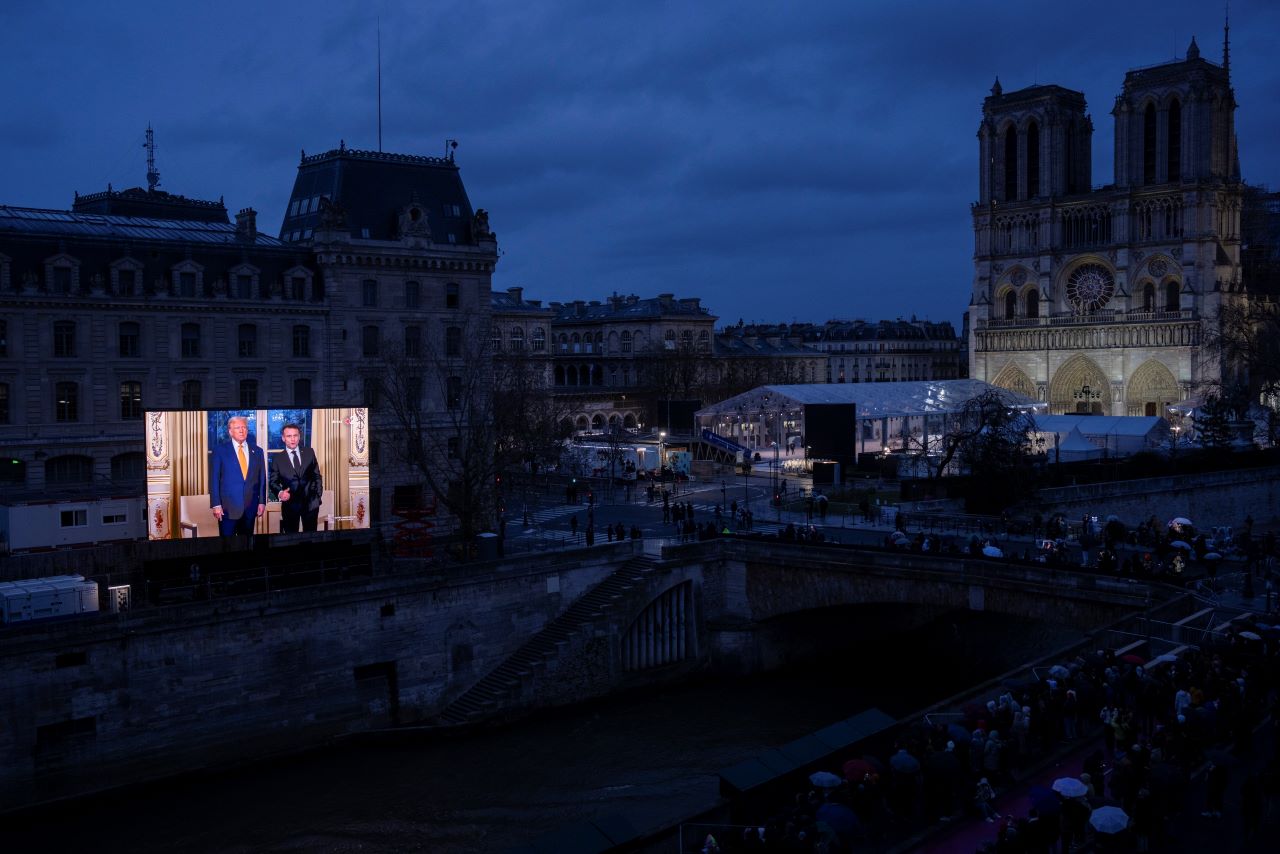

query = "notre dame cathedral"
(969, 29), (1248, 416)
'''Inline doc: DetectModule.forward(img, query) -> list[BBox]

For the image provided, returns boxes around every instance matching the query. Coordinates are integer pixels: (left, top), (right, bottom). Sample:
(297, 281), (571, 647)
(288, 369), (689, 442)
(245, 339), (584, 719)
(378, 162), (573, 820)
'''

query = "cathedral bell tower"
(1112, 35), (1239, 188)
(977, 82), (1093, 205)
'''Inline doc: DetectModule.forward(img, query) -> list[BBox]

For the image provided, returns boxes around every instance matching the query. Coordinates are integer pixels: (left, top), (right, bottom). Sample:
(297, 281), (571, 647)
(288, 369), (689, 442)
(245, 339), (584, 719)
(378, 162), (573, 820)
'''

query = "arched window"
(698, 330), (710, 352)
(1026, 120), (1040, 198)
(45, 454), (93, 485)
(1167, 98), (1181, 182)
(557, 333), (568, 352)
(623, 414), (637, 429)
(1003, 124), (1018, 200)
(575, 415), (589, 431)
(664, 329), (676, 350)
(1165, 281), (1180, 312)
(509, 327), (525, 351)
(490, 324), (503, 353)
(531, 327), (546, 352)
(621, 330), (633, 353)
(1025, 290), (1039, 318)
(110, 452), (145, 484)
(591, 414), (605, 430)
(1004, 290), (1017, 319)
(680, 330), (692, 350)
(1143, 102), (1157, 185)
(1143, 283), (1156, 312)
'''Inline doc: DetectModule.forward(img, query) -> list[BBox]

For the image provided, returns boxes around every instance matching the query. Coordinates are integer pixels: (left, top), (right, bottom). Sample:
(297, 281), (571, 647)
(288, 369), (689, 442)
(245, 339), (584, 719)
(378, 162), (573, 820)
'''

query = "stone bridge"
(0, 539), (1172, 811)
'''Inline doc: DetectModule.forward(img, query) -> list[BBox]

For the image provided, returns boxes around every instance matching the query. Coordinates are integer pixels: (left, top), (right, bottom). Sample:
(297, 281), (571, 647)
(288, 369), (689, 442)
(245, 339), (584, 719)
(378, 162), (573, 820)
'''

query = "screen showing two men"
(143, 407), (371, 540)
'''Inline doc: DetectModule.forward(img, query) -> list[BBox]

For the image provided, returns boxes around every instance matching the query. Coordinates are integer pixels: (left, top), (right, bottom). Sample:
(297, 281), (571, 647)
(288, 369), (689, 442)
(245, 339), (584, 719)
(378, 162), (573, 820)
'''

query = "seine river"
(7, 610), (1079, 853)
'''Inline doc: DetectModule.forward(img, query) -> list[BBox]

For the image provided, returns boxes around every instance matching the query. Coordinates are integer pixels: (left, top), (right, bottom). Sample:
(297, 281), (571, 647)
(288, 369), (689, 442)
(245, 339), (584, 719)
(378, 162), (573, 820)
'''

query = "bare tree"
(1203, 297), (1280, 444)
(374, 319), (498, 541)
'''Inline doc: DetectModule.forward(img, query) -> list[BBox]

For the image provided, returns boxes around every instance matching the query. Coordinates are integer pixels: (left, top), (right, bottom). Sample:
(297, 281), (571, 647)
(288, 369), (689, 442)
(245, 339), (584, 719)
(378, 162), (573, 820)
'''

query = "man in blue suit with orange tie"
(209, 415), (266, 538)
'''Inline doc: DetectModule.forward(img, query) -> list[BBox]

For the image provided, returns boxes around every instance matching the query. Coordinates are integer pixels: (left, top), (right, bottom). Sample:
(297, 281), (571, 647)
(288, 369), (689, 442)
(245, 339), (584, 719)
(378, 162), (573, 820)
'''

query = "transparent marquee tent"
(695, 379), (1044, 459)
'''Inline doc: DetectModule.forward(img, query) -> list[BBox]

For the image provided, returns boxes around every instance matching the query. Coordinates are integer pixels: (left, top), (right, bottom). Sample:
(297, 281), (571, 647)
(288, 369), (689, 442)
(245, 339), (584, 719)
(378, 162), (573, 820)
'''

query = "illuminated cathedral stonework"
(969, 34), (1247, 415)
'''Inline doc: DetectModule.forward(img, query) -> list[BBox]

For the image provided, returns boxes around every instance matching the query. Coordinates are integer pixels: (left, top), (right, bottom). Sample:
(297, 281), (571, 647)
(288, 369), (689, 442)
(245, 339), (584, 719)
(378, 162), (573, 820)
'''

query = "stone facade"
(969, 36), (1253, 416)
(0, 145), (497, 534)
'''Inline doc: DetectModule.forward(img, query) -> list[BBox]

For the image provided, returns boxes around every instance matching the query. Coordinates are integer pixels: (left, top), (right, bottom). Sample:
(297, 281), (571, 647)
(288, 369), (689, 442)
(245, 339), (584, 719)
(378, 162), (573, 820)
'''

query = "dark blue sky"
(3, 1), (1277, 328)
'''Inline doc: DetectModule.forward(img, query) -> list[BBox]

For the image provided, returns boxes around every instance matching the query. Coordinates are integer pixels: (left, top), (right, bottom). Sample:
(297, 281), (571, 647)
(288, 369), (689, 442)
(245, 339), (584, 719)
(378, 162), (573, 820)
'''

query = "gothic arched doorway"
(1125, 359), (1179, 417)
(991, 361), (1036, 400)
(1049, 354), (1110, 415)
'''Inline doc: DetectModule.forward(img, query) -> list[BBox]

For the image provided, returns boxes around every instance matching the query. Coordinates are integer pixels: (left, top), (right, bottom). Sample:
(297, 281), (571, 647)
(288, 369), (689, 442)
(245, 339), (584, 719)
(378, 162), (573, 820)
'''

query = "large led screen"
(143, 407), (371, 540)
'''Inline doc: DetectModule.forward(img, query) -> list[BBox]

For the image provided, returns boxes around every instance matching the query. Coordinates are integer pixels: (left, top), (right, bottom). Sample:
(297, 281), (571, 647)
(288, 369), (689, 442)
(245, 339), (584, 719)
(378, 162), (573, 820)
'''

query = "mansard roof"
(0, 204), (283, 247)
(550, 293), (716, 324)
(280, 144), (477, 243)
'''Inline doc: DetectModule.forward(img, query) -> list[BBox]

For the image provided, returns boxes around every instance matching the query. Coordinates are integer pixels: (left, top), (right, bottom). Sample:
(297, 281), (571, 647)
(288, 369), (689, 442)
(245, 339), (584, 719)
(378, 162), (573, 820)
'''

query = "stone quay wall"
(0, 542), (636, 812)
(1029, 465), (1280, 529)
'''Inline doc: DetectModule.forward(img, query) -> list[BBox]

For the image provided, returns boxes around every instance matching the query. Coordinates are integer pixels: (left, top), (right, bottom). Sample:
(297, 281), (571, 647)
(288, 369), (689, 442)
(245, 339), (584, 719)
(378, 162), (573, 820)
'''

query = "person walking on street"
(1202, 761), (1228, 818)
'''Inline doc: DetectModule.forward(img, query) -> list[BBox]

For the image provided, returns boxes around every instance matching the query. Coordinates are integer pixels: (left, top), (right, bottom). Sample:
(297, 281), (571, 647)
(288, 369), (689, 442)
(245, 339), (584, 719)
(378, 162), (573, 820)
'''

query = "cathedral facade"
(969, 35), (1246, 416)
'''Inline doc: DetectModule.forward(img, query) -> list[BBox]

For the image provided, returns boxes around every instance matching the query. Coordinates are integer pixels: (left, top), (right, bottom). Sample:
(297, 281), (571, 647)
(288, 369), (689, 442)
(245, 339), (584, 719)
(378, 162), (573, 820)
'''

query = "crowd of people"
(697, 623), (1279, 853)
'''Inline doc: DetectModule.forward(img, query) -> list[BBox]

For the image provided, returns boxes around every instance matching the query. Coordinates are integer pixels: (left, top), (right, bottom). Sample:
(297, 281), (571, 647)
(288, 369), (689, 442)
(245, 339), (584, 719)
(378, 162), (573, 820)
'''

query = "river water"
(7, 610), (1080, 853)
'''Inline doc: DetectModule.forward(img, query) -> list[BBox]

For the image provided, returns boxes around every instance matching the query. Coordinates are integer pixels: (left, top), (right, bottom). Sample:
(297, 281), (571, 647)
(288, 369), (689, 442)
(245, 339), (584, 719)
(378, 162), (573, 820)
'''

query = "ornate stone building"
(969, 34), (1250, 416)
(0, 144), (496, 533)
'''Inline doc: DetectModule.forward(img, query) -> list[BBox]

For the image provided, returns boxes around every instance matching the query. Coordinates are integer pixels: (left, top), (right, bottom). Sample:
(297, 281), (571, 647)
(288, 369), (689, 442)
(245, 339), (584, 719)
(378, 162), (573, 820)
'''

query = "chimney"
(235, 207), (257, 241)
(658, 293), (674, 309)
(507, 286), (523, 302)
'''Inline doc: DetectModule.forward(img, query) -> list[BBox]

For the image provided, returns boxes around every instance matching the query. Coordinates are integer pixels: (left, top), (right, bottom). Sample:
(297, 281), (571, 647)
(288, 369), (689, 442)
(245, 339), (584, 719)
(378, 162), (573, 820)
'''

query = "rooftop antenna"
(144, 124), (160, 192)
(377, 18), (383, 152)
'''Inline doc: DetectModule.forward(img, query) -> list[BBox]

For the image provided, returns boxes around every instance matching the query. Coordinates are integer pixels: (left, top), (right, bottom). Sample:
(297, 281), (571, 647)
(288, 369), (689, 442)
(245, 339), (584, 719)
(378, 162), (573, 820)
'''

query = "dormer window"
(45, 253), (80, 294)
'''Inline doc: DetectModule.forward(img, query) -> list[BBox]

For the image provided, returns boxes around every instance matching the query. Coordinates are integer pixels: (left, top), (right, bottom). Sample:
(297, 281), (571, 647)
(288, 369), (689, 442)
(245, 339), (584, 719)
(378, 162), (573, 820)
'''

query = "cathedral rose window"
(1066, 264), (1115, 312)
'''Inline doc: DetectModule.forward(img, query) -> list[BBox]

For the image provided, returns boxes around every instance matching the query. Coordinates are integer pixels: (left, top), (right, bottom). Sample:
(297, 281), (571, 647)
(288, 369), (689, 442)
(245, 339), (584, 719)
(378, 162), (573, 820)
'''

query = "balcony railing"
(978, 308), (1194, 329)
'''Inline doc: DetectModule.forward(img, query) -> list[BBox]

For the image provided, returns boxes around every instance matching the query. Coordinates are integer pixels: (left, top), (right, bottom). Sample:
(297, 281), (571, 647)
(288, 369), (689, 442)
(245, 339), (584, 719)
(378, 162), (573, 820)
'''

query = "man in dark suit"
(210, 415), (267, 538)
(270, 423), (323, 533)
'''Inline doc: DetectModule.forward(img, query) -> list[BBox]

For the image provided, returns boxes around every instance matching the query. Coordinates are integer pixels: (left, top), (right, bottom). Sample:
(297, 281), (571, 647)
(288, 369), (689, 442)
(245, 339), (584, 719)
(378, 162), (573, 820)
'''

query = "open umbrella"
(890, 530), (909, 543)
(889, 750), (920, 775)
(842, 758), (876, 782)
(1169, 517), (1193, 527)
(809, 770), (842, 788)
(1169, 540), (1192, 550)
(1239, 631), (1262, 641)
(946, 723), (972, 744)
(982, 545), (1004, 558)
(1052, 777), (1088, 798)
(1028, 785), (1062, 815)
(1120, 653), (1146, 665)
(1089, 805), (1129, 834)
(815, 802), (860, 840)
(1203, 552), (1223, 561)
(1049, 664), (1071, 679)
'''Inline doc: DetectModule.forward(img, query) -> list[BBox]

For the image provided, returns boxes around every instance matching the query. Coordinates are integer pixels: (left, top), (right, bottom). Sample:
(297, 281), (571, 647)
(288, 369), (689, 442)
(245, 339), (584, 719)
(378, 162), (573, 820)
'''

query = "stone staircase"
(436, 554), (660, 726)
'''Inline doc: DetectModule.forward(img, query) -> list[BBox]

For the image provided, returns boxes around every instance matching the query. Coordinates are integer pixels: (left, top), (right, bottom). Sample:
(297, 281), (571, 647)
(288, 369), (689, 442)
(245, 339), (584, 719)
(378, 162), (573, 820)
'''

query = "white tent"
(1031, 415), (1169, 457)
(1055, 425), (1104, 462)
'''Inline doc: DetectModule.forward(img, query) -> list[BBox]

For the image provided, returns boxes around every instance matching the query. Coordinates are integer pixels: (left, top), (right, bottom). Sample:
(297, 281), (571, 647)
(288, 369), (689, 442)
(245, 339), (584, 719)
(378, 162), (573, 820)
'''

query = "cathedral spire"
(1223, 3), (1231, 76)
(1186, 36), (1200, 60)
(991, 76), (1002, 97)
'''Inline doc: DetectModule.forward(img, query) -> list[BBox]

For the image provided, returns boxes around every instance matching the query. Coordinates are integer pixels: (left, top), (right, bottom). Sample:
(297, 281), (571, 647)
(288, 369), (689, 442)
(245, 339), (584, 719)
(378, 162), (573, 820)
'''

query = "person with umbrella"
(888, 744), (921, 823)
